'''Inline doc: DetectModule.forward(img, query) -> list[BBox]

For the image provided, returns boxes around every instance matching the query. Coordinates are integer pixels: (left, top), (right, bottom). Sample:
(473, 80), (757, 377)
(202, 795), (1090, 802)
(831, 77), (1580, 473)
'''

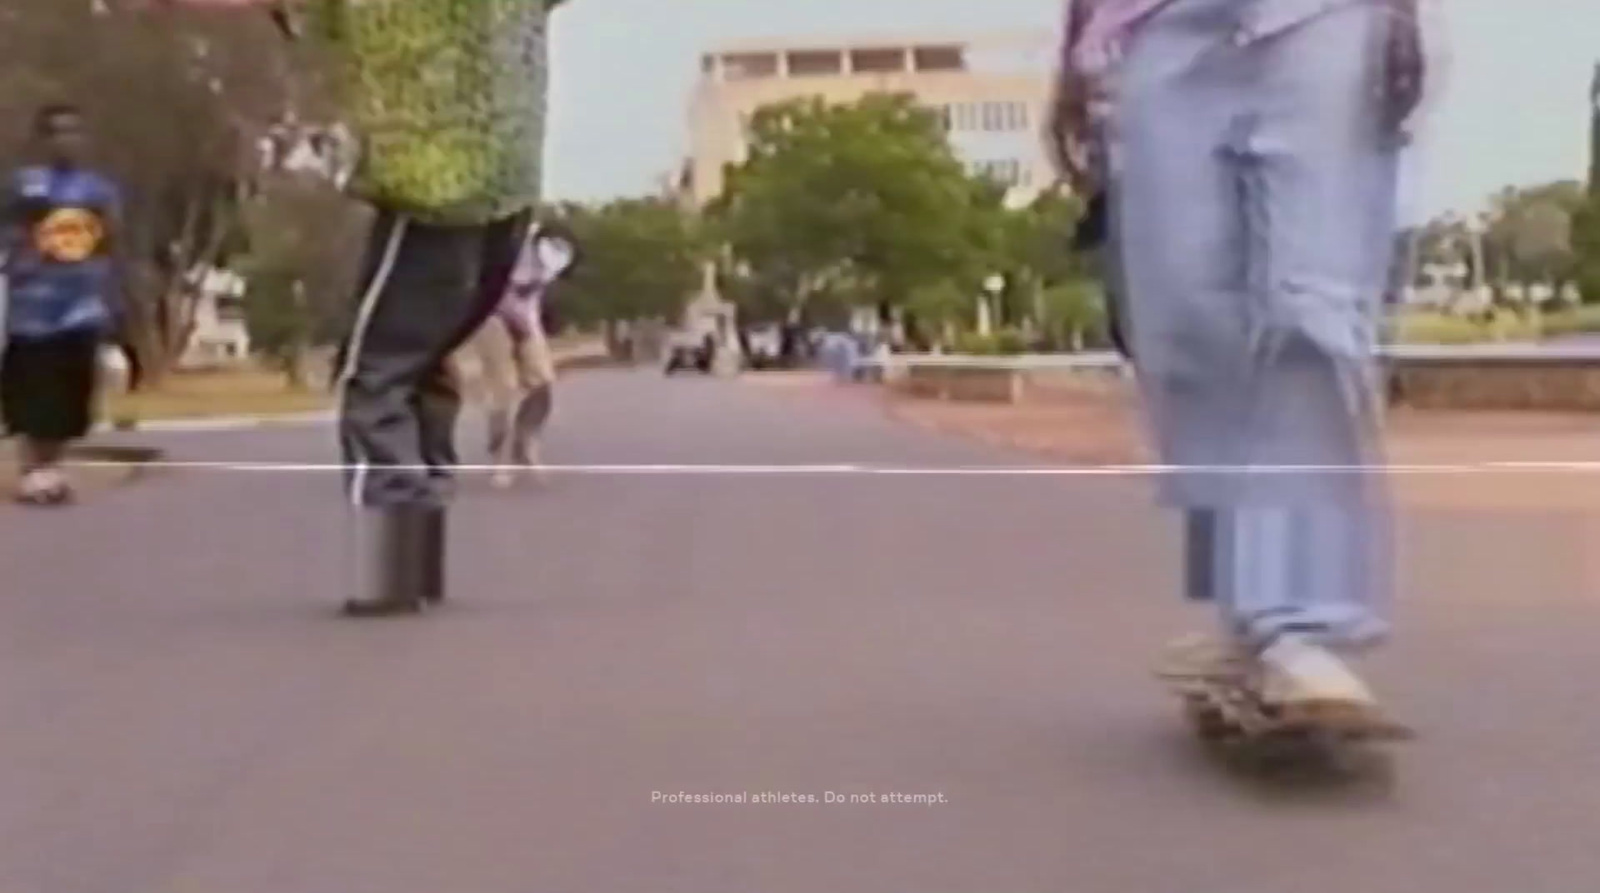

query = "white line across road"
(58, 458), (1600, 476)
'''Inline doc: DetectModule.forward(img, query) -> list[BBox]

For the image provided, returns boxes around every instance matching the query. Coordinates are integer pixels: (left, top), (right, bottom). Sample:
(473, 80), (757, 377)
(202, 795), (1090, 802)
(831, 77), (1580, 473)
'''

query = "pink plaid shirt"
(495, 238), (555, 343)
(1062, 0), (1423, 79)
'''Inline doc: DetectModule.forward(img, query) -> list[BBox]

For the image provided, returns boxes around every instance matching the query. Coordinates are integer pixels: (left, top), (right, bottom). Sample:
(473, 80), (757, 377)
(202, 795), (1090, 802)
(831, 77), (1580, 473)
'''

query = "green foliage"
(1481, 181), (1587, 290)
(1570, 196), (1600, 303)
(1540, 303), (1600, 336)
(1036, 279), (1106, 351)
(994, 190), (1087, 291)
(1390, 308), (1542, 344)
(951, 328), (1030, 356)
(709, 94), (1000, 318)
(550, 197), (706, 327)
(237, 179), (368, 375)
(904, 280), (973, 333)
(308, 0), (556, 223)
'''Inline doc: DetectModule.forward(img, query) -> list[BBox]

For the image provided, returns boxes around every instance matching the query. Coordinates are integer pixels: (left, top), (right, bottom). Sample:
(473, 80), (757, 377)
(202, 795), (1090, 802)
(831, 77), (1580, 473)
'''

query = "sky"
(542, 0), (1600, 225)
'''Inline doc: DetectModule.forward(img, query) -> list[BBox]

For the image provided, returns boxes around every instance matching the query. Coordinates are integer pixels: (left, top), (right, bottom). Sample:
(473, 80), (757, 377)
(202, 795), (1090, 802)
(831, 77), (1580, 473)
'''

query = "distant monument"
(682, 261), (742, 375)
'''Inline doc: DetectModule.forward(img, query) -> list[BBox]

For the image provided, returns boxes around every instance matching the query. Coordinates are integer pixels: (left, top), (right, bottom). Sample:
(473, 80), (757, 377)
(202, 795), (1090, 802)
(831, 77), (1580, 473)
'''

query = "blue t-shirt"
(2, 165), (120, 338)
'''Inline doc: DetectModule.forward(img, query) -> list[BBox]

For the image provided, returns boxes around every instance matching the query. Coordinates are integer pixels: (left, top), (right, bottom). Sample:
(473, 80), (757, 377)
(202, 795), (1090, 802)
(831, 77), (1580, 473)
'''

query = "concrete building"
(684, 31), (1058, 208)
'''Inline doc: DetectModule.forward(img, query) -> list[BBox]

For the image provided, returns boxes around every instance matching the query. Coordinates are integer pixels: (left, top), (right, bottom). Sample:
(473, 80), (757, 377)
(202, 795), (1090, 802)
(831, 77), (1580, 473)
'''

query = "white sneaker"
(1256, 635), (1377, 715)
(17, 468), (69, 504)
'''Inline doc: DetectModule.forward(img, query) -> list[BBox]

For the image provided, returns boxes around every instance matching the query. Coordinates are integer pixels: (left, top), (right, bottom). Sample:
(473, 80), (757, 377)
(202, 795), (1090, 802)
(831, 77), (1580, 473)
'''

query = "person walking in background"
(0, 103), (123, 505)
(463, 220), (578, 488)
(1050, 0), (1429, 720)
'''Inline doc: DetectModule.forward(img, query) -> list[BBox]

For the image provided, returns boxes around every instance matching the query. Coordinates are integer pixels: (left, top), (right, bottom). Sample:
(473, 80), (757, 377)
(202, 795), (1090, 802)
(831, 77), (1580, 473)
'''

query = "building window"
(787, 49), (843, 77)
(980, 101), (1001, 131)
(912, 45), (965, 72)
(970, 159), (1024, 186)
(951, 103), (974, 131)
(722, 52), (779, 80)
(850, 47), (906, 74)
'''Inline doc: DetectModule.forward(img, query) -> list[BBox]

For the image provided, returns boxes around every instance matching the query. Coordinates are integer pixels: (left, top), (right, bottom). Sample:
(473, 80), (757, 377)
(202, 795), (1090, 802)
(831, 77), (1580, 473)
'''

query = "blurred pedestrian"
(462, 221), (578, 488)
(0, 103), (124, 505)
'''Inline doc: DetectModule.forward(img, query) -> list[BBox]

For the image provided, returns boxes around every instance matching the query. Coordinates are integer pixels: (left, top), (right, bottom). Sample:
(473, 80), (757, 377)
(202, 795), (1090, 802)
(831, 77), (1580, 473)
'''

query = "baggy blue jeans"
(1107, 0), (1404, 649)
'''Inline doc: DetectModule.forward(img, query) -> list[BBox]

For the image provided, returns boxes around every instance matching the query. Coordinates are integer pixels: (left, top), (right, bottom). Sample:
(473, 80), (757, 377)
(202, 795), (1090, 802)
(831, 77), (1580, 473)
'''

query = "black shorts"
(0, 329), (101, 441)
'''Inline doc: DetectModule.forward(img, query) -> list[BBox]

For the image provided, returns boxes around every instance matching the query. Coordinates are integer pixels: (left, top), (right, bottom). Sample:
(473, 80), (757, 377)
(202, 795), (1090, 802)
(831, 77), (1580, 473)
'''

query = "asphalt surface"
(3, 369), (1599, 893)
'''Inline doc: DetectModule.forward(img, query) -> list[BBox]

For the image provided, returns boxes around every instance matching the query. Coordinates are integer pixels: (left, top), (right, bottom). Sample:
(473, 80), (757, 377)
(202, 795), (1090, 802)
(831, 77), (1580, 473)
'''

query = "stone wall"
(1388, 360), (1600, 412)
(888, 354), (1600, 413)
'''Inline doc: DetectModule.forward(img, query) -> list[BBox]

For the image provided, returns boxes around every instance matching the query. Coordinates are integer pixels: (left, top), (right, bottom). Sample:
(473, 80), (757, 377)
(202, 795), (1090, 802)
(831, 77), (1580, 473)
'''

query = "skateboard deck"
(1157, 643), (1412, 778)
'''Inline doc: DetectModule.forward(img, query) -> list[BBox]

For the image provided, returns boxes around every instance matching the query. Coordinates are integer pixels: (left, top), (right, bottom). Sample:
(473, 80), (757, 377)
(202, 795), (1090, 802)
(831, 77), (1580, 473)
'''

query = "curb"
(94, 350), (616, 435)
(96, 411), (334, 434)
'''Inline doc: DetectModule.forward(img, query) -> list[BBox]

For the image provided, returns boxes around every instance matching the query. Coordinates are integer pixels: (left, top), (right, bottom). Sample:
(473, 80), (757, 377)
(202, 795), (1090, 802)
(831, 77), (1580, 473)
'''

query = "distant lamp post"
(979, 274), (1004, 336)
(1589, 60), (1600, 196)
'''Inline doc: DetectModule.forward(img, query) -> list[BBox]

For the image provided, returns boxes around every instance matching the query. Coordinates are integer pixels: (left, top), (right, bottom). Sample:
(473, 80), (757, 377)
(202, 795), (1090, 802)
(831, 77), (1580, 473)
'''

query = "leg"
(1225, 0), (1400, 655)
(472, 318), (520, 488)
(337, 212), (484, 510)
(416, 360), (462, 497)
(337, 209), (532, 508)
(334, 211), (524, 615)
(1183, 509), (1217, 602)
(513, 383), (553, 479)
(434, 211), (532, 494)
(510, 328), (553, 470)
(2, 330), (99, 503)
(1112, 0), (1256, 508)
(1120, 0), (1398, 699)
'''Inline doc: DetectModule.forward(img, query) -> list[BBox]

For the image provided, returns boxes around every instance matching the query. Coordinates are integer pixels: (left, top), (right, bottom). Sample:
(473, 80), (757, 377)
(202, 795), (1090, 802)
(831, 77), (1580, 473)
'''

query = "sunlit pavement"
(2, 368), (1597, 892)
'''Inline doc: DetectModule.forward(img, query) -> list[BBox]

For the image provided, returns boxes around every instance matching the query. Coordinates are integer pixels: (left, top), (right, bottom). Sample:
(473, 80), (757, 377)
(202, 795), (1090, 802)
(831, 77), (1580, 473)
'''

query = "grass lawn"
(100, 337), (604, 425)
(105, 367), (330, 424)
(1390, 305), (1600, 345)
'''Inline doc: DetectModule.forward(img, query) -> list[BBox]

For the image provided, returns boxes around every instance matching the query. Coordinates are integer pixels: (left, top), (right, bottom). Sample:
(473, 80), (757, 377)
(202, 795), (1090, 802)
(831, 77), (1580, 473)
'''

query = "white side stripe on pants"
(335, 215), (409, 508)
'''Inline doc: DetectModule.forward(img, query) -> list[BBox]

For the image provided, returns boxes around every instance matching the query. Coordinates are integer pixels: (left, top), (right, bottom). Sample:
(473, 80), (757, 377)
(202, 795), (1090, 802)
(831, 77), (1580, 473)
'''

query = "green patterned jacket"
(306, 0), (568, 225)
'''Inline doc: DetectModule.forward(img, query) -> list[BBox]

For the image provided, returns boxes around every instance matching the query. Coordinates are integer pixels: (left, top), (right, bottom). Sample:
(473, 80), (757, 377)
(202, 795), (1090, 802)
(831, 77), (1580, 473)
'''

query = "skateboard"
(1157, 643), (1412, 779)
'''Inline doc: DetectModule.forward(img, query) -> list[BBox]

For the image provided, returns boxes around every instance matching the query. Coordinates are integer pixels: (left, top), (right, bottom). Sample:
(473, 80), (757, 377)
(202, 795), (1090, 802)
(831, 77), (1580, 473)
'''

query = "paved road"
(3, 369), (1599, 893)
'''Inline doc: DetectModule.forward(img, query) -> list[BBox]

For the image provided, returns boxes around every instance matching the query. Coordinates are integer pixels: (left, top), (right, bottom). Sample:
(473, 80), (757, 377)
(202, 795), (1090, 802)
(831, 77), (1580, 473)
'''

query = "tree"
(1036, 280), (1106, 351)
(708, 94), (997, 322)
(1, 0), (305, 380)
(903, 280), (973, 346)
(1480, 181), (1587, 299)
(1572, 197), (1600, 304)
(983, 188), (1093, 330)
(237, 176), (368, 386)
(1576, 71), (1600, 304)
(549, 198), (706, 329)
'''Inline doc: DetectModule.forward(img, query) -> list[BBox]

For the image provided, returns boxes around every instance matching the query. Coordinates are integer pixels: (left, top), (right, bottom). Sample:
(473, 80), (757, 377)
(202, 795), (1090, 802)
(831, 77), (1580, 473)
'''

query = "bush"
(1390, 309), (1540, 344)
(951, 328), (1029, 355)
(1037, 280), (1106, 351)
(1539, 304), (1600, 337)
